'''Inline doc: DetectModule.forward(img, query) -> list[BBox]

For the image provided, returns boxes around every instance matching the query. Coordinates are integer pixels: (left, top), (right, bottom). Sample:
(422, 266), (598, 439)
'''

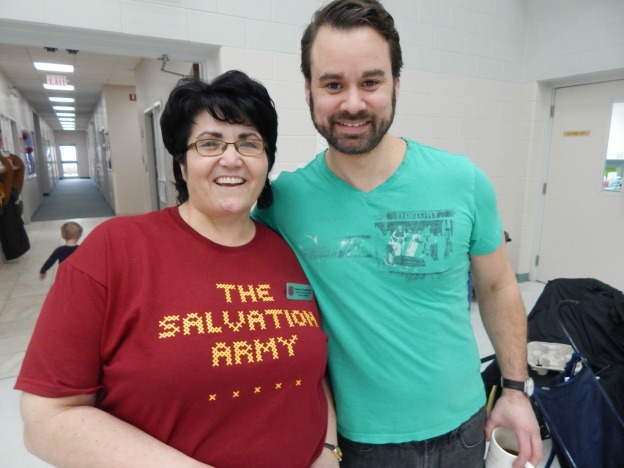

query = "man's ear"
(305, 80), (311, 107)
(394, 77), (400, 100)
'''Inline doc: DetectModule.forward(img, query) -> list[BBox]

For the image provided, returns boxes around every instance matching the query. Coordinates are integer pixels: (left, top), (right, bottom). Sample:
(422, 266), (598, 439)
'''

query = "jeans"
(338, 406), (486, 468)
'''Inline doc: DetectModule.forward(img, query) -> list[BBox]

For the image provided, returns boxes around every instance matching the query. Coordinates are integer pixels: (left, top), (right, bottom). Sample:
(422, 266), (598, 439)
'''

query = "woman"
(16, 71), (338, 468)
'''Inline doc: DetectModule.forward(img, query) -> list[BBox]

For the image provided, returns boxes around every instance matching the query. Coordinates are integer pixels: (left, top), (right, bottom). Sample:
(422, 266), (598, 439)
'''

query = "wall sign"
(46, 74), (68, 86)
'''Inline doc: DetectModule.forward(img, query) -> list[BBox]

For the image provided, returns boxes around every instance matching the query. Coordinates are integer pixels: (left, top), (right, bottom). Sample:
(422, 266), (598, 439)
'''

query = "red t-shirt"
(16, 208), (328, 467)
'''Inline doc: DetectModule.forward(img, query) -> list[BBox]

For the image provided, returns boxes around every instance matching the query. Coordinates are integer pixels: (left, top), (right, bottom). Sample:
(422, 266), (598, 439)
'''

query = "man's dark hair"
(160, 70), (278, 208)
(301, 0), (403, 81)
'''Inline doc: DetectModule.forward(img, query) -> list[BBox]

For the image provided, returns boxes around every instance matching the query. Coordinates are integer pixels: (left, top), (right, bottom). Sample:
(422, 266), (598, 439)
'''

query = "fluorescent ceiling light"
(43, 84), (75, 91)
(53, 106), (75, 111)
(34, 62), (74, 73)
(49, 97), (75, 103)
(59, 118), (75, 122)
(56, 112), (75, 117)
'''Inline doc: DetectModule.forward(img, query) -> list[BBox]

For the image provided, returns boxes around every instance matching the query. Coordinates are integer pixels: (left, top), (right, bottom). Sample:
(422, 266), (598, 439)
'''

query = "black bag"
(13, 188), (23, 217)
(0, 190), (30, 260)
(531, 300), (624, 468)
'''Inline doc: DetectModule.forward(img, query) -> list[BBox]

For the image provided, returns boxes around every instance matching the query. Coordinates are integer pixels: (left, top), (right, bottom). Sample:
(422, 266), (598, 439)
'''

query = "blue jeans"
(338, 406), (486, 468)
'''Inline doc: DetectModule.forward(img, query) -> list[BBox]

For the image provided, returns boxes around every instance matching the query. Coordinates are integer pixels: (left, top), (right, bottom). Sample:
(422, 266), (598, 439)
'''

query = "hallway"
(32, 178), (115, 222)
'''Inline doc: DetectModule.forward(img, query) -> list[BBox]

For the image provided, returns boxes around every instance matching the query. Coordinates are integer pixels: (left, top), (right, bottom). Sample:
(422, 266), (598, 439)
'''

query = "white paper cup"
(485, 427), (535, 468)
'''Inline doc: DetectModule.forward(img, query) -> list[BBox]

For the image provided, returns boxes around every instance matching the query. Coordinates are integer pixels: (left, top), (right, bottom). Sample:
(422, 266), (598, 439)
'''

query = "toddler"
(39, 221), (83, 280)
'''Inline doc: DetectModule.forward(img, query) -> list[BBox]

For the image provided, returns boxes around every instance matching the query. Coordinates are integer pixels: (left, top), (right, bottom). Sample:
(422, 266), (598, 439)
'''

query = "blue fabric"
(40, 245), (79, 274)
(532, 354), (624, 468)
(338, 406), (487, 467)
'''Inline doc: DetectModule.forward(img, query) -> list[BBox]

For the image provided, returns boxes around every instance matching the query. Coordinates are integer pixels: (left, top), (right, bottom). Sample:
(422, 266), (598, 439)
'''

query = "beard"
(309, 90), (396, 155)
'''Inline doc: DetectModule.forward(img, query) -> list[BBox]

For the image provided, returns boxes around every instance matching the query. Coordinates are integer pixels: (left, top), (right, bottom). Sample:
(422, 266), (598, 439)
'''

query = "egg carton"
(528, 341), (575, 375)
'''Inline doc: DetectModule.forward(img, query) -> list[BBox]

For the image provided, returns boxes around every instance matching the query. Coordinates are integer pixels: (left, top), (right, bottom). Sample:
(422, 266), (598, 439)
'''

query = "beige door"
(537, 80), (624, 291)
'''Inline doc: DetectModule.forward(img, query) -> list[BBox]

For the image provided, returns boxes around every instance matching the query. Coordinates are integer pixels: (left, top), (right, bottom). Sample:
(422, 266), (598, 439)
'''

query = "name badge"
(286, 283), (313, 300)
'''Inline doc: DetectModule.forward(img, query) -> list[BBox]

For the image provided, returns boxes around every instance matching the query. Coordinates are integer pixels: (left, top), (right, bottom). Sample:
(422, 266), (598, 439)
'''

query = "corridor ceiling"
(0, 43), (139, 132)
(0, 20), (215, 133)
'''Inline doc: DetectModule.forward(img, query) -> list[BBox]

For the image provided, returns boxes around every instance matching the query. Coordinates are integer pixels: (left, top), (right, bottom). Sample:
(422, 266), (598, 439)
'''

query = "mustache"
(330, 110), (371, 122)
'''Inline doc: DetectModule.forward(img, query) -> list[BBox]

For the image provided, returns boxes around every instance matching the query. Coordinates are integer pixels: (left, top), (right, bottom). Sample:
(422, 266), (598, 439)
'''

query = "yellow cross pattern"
(206, 378), (304, 401)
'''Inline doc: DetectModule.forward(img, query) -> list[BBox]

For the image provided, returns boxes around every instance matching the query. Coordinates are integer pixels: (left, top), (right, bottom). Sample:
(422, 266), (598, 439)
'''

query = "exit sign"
(46, 74), (68, 86)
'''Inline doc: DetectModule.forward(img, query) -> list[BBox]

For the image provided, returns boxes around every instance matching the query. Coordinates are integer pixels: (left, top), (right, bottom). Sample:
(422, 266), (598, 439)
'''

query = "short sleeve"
(469, 166), (503, 256)
(16, 249), (107, 397)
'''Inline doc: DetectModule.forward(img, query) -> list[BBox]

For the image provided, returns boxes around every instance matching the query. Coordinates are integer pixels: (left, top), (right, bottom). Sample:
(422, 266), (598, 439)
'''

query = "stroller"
(482, 278), (624, 467)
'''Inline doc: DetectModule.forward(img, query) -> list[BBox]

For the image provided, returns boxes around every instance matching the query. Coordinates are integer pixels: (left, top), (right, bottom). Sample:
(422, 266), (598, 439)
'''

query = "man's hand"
(485, 390), (543, 468)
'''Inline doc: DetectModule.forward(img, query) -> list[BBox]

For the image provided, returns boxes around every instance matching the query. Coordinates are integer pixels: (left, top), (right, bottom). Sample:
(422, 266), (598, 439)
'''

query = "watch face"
(526, 378), (534, 396)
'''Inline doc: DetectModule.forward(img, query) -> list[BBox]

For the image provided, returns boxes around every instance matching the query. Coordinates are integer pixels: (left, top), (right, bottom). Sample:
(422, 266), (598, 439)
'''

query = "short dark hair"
(301, 0), (403, 81)
(160, 70), (278, 208)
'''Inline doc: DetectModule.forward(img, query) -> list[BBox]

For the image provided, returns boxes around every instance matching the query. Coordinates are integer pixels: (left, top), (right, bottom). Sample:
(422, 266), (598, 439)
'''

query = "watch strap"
(501, 376), (533, 396)
(501, 377), (526, 392)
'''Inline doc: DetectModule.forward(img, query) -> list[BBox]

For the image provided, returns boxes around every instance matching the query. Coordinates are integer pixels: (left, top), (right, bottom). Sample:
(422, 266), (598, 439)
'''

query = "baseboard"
(516, 273), (530, 283)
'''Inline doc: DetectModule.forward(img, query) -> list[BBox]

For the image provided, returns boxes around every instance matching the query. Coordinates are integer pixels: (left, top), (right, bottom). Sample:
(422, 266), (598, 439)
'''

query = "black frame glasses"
(187, 138), (266, 157)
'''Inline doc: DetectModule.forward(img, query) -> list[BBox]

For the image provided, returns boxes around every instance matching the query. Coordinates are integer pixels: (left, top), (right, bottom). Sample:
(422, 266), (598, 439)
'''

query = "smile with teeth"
(215, 176), (245, 186)
(339, 121), (367, 127)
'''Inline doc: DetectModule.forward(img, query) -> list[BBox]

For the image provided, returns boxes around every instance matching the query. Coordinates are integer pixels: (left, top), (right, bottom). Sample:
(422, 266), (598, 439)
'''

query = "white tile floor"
(0, 219), (553, 467)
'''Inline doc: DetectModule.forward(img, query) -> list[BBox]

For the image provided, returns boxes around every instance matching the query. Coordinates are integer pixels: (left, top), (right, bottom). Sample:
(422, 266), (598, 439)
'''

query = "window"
(59, 145), (78, 178)
(602, 101), (623, 192)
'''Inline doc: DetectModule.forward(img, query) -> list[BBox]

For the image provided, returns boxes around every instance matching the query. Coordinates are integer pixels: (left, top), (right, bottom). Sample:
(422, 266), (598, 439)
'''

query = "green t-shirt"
(253, 139), (502, 443)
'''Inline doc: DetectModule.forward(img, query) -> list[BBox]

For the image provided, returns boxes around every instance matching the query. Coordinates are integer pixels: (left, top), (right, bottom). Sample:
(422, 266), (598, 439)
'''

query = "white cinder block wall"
(1, 0), (624, 279)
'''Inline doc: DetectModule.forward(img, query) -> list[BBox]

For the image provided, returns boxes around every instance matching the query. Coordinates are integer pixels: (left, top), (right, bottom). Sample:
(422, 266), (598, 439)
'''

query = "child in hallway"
(39, 221), (83, 280)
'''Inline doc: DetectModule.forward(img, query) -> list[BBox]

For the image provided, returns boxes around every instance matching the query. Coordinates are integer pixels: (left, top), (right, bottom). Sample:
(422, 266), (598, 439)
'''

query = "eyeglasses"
(187, 138), (266, 157)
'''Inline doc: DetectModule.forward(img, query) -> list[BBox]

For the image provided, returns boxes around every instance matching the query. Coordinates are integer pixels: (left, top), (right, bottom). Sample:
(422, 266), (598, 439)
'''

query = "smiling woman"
(15, 70), (337, 468)
(160, 72), (277, 245)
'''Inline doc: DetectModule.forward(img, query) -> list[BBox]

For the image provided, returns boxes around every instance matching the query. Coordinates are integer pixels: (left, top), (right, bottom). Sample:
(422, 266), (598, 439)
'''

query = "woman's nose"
(219, 144), (243, 167)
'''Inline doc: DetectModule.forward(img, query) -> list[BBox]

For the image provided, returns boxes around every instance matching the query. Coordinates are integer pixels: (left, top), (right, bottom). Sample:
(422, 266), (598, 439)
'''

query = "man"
(254, 1), (542, 466)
